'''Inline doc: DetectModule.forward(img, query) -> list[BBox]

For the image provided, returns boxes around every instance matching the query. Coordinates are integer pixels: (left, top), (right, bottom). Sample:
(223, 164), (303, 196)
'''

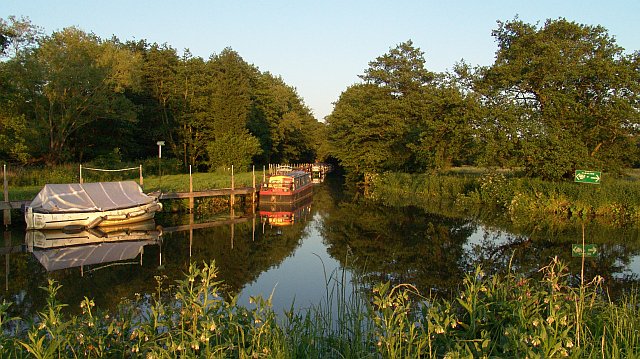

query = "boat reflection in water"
(25, 220), (162, 274)
(258, 197), (313, 227)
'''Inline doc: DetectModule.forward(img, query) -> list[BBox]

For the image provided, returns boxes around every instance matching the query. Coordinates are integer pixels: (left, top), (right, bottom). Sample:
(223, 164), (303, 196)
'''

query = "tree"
(0, 16), (41, 59)
(409, 77), (478, 171)
(12, 27), (141, 164)
(481, 18), (640, 179)
(173, 50), (210, 168)
(137, 42), (181, 159)
(360, 40), (434, 97)
(0, 16), (42, 163)
(327, 84), (406, 180)
(206, 129), (262, 170)
(251, 72), (319, 164)
(329, 40), (477, 178)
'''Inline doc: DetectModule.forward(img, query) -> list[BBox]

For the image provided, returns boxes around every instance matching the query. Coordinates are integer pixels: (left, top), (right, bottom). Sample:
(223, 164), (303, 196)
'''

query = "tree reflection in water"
(1, 174), (640, 320)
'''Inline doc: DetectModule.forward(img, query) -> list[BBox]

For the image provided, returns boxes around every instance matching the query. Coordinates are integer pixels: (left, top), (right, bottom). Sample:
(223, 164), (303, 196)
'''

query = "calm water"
(2, 174), (640, 319)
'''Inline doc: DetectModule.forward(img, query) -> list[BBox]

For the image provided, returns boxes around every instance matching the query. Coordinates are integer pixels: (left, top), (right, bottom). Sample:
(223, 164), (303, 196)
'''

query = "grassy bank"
(370, 170), (640, 227)
(3, 165), (264, 201)
(0, 260), (638, 358)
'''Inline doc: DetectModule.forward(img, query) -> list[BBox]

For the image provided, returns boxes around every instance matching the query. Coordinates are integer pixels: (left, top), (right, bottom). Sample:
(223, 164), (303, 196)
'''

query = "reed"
(371, 171), (640, 226)
(1, 260), (638, 358)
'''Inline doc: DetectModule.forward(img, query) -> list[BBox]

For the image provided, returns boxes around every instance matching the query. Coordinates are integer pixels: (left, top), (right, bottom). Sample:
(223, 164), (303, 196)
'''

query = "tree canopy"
(326, 19), (640, 181)
(0, 18), (323, 171)
(1, 16), (638, 181)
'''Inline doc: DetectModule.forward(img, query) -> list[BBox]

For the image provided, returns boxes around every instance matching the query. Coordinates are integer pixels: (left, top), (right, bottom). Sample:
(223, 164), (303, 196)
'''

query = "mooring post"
(79, 164), (83, 184)
(263, 165), (266, 182)
(230, 165), (235, 209)
(3, 164), (9, 227)
(139, 164), (144, 188)
(5, 230), (10, 290)
(189, 165), (194, 212)
(252, 165), (256, 208)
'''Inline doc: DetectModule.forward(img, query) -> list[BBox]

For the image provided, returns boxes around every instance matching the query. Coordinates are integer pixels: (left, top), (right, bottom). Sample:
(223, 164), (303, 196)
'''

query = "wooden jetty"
(0, 162), (328, 225)
(159, 187), (256, 200)
(0, 200), (30, 211)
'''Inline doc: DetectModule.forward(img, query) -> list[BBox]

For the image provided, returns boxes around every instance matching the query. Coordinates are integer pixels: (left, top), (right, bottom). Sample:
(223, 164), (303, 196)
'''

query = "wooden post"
(252, 165), (256, 207)
(5, 230), (10, 290)
(263, 165), (266, 182)
(189, 210), (194, 258)
(139, 165), (144, 188)
(79, 164), (83, 184)
(230, 165), (235, 209)
(189, 165), (194, 212)
(3, 165), (9, 227)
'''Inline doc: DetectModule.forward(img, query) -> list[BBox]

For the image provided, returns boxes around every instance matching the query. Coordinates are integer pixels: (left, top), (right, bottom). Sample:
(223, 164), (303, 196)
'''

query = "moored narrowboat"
(259, 171), (313, 204)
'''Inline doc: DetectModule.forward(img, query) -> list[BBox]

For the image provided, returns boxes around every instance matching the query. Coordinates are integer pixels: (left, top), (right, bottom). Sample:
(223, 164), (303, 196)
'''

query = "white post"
(139, 164), (143, 188)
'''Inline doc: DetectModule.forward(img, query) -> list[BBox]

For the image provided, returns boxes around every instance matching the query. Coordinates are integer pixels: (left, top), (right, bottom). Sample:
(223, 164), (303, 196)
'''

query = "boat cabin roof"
(268, 171), (309, 183)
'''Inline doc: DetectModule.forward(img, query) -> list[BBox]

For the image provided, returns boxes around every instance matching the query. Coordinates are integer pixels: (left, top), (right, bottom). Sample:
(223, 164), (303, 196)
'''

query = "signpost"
(157, 141), (165, 189)
(574, 170), (601, 184)
(572, 244), (598, 258)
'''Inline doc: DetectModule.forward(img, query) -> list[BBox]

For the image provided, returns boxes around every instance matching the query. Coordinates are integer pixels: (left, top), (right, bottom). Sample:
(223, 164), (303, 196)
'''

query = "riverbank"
(368, 170), (640, 227)
(4, 166), (263, 201)
(1, 259), (638, 358)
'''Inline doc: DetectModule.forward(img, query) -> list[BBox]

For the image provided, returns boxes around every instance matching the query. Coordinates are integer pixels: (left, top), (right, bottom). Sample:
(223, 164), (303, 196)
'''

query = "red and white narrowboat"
(259, 171), (313, 204)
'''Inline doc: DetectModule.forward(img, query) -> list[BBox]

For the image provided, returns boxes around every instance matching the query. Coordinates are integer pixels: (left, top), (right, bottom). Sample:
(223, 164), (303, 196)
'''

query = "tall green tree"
(360, 40), (434, 97)
(11, 27), (141, 164)
(174, 50), (210, 168)
(329, 40), (477, 178)
(328, 83), (406, 180)
(481, 18), (640, 179)
(205, 48), (263, 170)
(0, 16), (42, 163)
(138, 42), (180, 158)
(410, 76), (478, 171)
(251, 72), (319, 164)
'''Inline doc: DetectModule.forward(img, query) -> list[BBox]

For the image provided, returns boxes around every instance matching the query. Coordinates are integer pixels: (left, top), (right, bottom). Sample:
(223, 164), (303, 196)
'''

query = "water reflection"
(25, 221), (161, 273)
(258, 196), (313, 227)
(0, 175), (640, 321)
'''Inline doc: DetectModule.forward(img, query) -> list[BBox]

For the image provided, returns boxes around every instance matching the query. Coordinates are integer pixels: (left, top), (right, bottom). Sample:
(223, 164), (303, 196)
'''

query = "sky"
(3, 1), (639, 121)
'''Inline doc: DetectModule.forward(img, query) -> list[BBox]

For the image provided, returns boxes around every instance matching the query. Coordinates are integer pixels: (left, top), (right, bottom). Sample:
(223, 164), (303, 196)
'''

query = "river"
(1, 174), (640, 319)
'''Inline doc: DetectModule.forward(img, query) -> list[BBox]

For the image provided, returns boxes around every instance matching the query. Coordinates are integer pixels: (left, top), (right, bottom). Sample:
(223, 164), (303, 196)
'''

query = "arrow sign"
(575, 170), (601, 184)
(572, 244), (598, 258)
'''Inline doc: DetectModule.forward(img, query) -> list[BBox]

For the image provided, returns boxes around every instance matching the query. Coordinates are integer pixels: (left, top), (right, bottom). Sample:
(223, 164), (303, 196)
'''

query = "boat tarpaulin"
(29, 181), (155, 213)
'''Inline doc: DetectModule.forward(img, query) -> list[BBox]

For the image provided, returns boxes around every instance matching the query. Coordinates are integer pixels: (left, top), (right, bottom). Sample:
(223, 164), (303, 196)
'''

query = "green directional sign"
(575, 170), (601, 184)
(572, 244), (598, 258)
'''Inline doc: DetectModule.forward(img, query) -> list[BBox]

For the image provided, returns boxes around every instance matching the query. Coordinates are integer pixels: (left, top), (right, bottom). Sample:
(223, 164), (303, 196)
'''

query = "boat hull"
(25, 201), (162, 230)
(259, 184), (313, 204)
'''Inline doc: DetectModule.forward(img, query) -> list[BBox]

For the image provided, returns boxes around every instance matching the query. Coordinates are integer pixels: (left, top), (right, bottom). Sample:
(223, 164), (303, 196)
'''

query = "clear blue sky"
(3, 1), (639, 120)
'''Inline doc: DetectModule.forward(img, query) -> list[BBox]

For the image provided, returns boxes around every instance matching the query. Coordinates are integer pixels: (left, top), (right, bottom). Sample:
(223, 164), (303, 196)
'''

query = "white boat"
(25, 181), (163, 230)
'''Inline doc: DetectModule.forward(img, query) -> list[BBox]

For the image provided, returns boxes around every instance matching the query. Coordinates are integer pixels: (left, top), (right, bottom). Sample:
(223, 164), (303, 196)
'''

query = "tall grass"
(371, 171), (640, 226)
(1, 260), (638, 358)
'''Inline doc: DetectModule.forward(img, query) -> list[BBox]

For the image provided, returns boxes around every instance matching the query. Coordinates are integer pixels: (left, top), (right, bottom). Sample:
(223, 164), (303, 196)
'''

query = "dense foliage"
(327, 19), (640, 181)
(1, 260), (638, 358)
(2, 16), (639, 180)
(0, 16), (322, 170)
